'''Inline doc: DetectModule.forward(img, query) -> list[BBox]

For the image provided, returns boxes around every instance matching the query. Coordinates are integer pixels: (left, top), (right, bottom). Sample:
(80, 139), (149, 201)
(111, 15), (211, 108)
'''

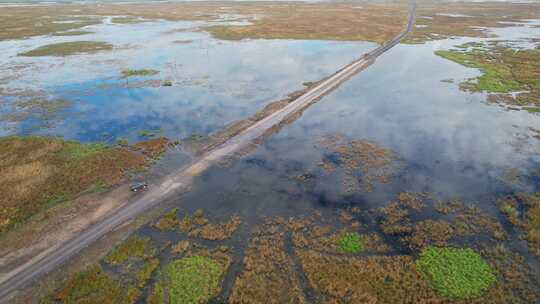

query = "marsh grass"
(0, 136), (145, 234)
(404, 3), (540, 44)
(435, 45), (540, 107)
(164, 255), (223, 304)
(0, 11), (101, 41)
(111, 16), (148, 24)
(416, 247), (496, 299)
(43, 265), (123, 303)
(105, 236), (155, 265)
(52, 30), (94, 36)
(524, 107), (540, 113)
(498, 193), (540, 257)
(121, 69), (160, 79)
(1, 98), (71, 126)
(18, 41), (112, 57)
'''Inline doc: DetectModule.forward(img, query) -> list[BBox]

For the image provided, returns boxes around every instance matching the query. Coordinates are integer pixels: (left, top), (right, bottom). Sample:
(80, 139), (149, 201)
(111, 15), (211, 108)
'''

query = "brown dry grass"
(498, 193), (540, 257)
(0, 136), (145, 234)
(229, 223), (306, 304)
(188, 215), (241, 241)
(298, 250), (437, 303)
(0, 2), (408, 43)
(203, 2), (408, 43)
(405, 2), (540, 44)
(133, 137), (169, 159)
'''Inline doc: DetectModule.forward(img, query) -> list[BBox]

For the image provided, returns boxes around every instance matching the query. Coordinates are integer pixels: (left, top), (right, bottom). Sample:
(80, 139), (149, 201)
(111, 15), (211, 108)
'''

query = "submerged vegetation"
(0, 98), (71, 128)
(416, 247), (496, 299)
(18, 41), (113, 57)
(498, 193), (540, 257)
(435, 42), (540, 110)
(315, 134), (402, 193)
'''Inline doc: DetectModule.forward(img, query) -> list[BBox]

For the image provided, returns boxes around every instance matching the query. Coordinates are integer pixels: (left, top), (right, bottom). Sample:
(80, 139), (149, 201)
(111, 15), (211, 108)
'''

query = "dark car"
(130, 182), (148, 192)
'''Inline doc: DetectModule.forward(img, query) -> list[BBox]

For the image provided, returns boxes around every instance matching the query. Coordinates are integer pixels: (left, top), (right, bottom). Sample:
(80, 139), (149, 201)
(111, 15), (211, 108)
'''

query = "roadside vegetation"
(105, 236), (155, 265)
(18, 41), (113, 57)
(41, 265), (123, 303)
(0, 136), (146, 234)
(43, 236), (160, 303)
(435, 42), (540, 111)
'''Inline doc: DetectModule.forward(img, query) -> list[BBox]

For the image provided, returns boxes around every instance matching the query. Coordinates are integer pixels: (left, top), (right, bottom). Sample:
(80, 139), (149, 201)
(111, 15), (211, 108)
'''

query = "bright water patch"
(0, 18), (377, 142)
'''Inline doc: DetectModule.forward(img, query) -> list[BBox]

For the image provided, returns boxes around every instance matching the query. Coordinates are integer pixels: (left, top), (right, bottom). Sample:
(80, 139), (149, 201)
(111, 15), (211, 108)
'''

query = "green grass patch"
(524, 107), (540, 113)
(164, 255), (223, 304)
(61, 141), (108, 160)
(53, 30), (94, 36)
(338, 232), (363, 254)
(105, 236), (154, 265)
(121, 69), (160, 79)
(416, 246), (496, 299)
(19, 41), (112, 57)
(434, 46), (540, 102)
(138, 130), (156, 137)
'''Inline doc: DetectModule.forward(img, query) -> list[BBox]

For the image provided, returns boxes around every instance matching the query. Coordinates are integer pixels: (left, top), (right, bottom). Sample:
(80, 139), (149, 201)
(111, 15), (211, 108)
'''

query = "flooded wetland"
(1, 0), (540, 303)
